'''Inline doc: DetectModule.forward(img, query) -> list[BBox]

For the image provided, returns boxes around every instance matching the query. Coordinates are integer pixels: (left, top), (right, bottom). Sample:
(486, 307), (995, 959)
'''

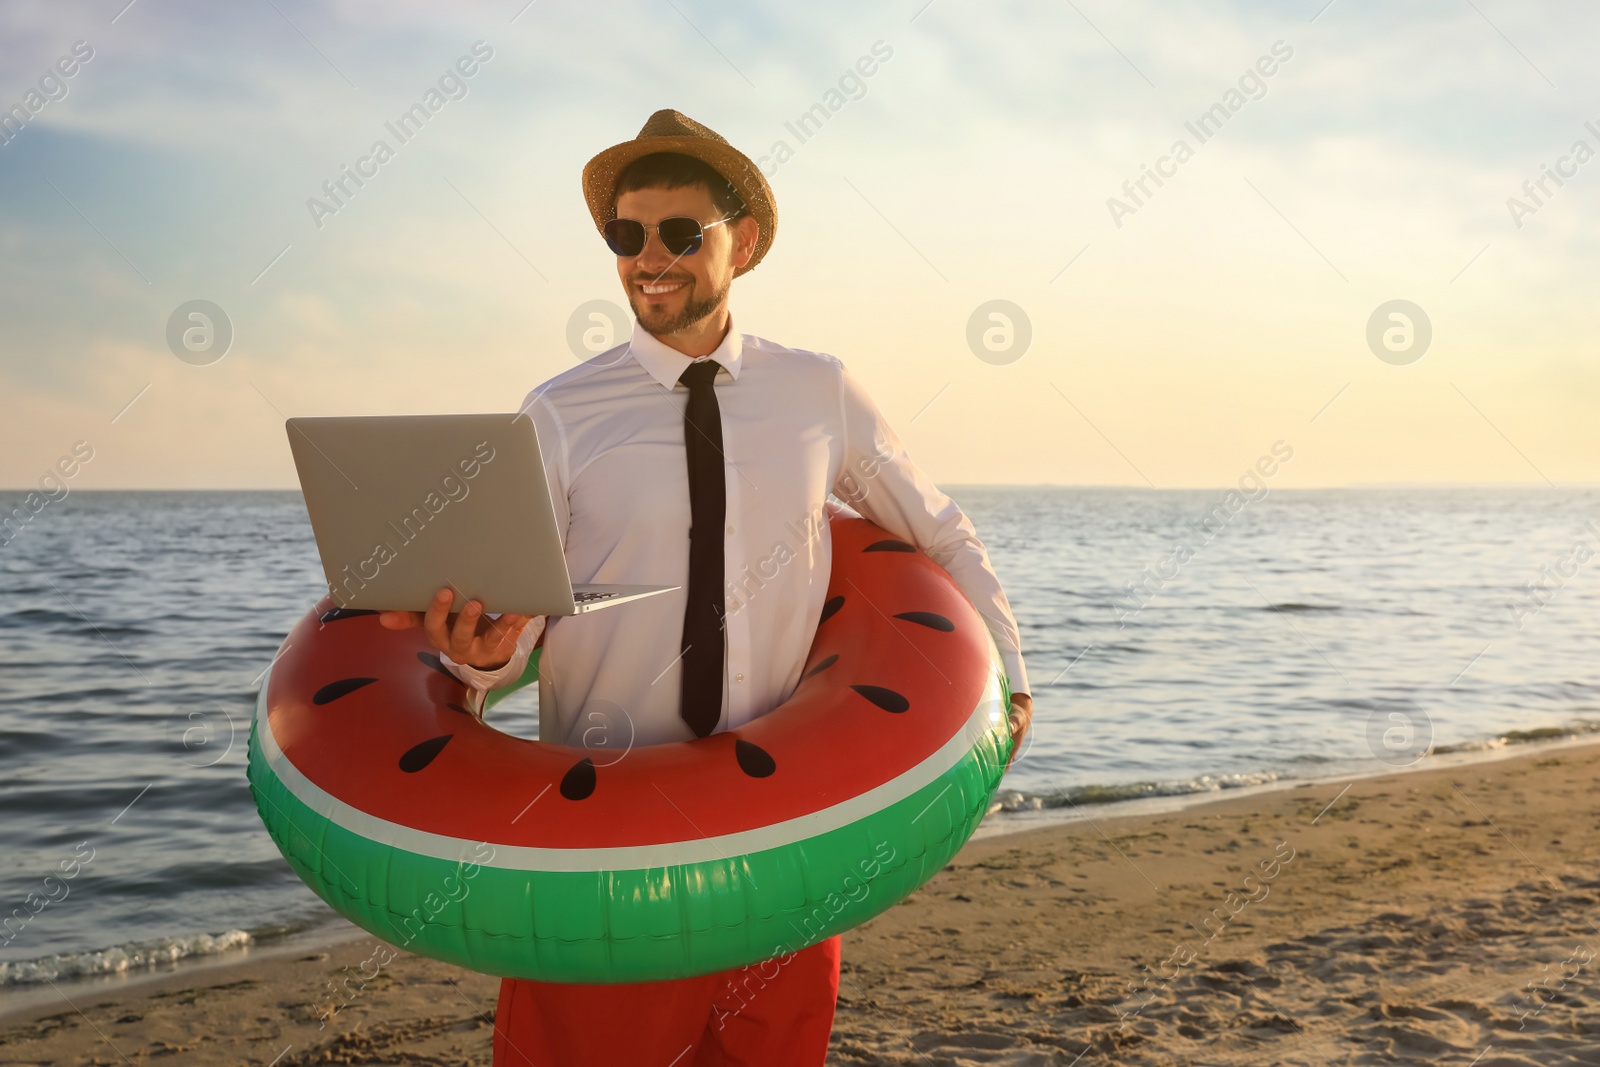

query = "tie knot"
(678, 359), (720, 389)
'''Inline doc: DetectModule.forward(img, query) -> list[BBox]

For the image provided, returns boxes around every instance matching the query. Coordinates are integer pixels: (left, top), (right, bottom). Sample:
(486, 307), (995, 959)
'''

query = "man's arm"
(834, 363), (1031, 765)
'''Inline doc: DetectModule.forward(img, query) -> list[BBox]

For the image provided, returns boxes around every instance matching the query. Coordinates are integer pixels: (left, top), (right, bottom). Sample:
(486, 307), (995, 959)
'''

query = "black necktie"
(678, 359), (726, 738)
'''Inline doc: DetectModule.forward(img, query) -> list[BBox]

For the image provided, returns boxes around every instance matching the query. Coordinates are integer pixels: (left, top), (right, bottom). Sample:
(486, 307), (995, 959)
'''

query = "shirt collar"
(628, 313), (744, 389)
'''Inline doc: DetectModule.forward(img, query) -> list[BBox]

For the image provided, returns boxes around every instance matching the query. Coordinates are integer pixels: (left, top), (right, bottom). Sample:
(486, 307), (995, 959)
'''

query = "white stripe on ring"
(254, 650), (1006, 873)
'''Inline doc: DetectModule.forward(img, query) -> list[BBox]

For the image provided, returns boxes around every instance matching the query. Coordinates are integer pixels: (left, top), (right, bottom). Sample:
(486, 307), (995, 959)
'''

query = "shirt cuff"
(1001, 648), (1029, 699)
(438, 651), (524, 693)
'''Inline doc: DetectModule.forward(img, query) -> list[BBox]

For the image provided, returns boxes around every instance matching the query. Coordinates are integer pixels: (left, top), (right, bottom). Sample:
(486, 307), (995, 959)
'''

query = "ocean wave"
(989, 770), (1284, 814)
(988, 719), (1600, 816)
(1433, 719), (1600, 754)
(1260, 602), (1341, 612)
(0, 929), (254, 987)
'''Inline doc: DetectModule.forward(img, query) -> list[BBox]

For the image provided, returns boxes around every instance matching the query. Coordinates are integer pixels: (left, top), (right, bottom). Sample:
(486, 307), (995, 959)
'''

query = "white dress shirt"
(443, 315), (1028, 747)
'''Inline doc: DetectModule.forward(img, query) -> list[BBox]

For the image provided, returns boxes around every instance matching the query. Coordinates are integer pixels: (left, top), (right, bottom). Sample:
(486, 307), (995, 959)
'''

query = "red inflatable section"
(264, 514), (993, 848)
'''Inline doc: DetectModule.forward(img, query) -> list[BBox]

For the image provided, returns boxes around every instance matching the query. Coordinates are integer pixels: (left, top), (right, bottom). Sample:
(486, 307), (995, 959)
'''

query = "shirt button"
(735, 673), (745, 682)
(726, 524), (735, 534)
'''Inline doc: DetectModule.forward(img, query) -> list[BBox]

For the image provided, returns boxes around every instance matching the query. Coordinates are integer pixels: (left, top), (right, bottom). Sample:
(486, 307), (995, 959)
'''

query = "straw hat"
(581, 109), (777, 277)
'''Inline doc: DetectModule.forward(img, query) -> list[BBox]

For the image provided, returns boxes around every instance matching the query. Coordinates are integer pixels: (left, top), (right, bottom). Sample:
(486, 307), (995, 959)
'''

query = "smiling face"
(613, 182), (759, 341)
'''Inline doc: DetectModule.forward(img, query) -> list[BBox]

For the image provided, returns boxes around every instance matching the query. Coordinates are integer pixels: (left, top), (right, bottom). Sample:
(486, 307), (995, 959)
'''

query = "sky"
(1, 0), (1597, 489)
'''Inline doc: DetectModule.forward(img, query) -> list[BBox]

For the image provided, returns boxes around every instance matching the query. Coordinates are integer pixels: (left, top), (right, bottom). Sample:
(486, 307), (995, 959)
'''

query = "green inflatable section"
(248, 651), (1013, 983)
(482, 647), (542, 711)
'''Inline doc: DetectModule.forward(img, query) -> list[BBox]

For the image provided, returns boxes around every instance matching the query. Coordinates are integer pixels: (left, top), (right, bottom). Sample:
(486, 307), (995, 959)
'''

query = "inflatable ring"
(248, 512), (1013, 983)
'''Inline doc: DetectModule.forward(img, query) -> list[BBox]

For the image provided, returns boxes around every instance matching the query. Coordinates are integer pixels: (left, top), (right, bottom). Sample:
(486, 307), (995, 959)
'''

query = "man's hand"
(378, 588), (534, 670)
(1005, 692), (1032, 771)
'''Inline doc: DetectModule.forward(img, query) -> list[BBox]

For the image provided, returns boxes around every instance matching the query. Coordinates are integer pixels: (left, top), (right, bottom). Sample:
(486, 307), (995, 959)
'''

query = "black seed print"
(313, 677), (377, 705)
(851, 685), (910, 714)
(819, 596), (845, 624)
(560, 757), (597, 801)
(804, 654), (839, 679)
(417, 651), (456, 679)
(735, 740), (776, 778)
(320, 608), (378, 623)
(894, 611), (954, 632)
(863, 539), (915, 553)
(399, 734), (452, 772)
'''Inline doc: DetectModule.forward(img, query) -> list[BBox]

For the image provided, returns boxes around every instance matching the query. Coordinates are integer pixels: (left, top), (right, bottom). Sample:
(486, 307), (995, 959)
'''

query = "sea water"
(1, 487), (1597, 992)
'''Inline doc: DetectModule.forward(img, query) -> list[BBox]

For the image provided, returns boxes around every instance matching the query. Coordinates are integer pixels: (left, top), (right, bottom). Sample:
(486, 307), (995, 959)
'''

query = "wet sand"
(4, 739), (1598, 1066)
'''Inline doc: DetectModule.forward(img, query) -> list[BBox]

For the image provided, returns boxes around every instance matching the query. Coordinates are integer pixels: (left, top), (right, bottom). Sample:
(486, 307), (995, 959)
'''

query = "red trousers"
(492, 936), (841, 1066)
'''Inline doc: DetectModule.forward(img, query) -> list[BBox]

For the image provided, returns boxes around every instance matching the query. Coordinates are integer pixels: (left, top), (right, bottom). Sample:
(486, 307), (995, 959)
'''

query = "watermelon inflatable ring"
(248, 512), (1013, 983)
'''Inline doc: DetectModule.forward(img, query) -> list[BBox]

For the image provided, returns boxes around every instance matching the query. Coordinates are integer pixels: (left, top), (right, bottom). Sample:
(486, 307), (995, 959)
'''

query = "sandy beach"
(4, 739), (1598, 1066)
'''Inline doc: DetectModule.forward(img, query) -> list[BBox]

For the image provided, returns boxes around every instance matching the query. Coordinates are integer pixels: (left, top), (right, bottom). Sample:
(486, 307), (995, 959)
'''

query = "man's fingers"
(398, 591), (528, 667)
(449, 600), (484, 656)
(421, 588), (454, 650)
(1005, 725), (1026, 770)
(1005, 699), (1031, 771)
(477, 614), (524, 660)
(498, 614), (534, 640)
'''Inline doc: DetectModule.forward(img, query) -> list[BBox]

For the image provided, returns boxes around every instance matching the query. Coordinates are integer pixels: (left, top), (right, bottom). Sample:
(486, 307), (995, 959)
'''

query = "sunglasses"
(603, 214), (736, 258)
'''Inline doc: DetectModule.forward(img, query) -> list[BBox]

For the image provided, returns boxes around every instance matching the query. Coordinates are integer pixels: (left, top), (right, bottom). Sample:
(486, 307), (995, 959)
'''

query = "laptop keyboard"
(574, 591), (620, 603)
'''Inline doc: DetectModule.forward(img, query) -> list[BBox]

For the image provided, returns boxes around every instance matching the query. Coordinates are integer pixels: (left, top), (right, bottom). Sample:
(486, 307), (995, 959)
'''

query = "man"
(379, 109), (1031, 1066)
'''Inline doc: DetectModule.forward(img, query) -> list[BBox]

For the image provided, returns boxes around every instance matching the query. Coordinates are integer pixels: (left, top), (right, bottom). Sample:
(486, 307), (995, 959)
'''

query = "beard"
(628, 274), (729, 337)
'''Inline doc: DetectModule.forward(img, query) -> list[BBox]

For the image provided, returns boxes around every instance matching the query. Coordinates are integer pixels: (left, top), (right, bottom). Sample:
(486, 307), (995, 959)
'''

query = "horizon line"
(3, 482), (1597, 494)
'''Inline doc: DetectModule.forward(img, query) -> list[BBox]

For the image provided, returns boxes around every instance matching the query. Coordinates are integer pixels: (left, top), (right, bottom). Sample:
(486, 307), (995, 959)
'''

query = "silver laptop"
(286, 413), (676, 616)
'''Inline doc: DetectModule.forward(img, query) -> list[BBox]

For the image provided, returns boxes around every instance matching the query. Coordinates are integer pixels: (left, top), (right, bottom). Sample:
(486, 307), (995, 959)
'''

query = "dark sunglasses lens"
(658, 217), (705, 256)
(603, 219), (645, 256)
